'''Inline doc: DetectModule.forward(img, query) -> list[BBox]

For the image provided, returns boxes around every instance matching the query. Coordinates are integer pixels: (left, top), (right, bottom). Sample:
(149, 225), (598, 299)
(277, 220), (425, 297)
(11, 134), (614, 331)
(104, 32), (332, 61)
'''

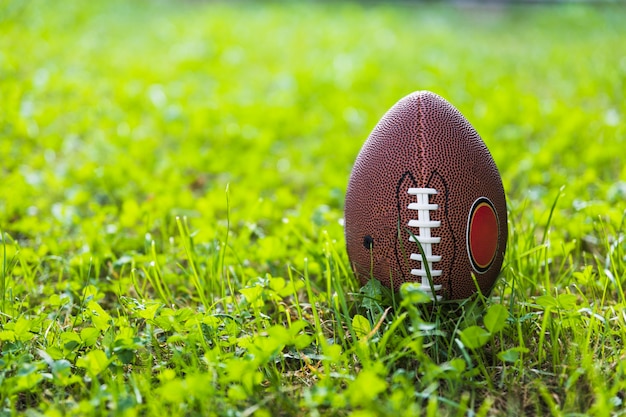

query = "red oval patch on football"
(467, 198), (499, 273)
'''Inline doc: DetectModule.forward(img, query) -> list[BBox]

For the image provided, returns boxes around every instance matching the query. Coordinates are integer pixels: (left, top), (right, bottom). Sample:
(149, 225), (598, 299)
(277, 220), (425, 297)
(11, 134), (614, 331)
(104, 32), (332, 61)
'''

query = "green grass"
(1, 0), (625, 415)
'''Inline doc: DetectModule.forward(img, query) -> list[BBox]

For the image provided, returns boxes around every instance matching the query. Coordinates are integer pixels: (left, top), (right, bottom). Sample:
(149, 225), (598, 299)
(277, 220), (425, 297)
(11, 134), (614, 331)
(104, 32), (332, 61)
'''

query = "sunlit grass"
(1, 0), (625, 415)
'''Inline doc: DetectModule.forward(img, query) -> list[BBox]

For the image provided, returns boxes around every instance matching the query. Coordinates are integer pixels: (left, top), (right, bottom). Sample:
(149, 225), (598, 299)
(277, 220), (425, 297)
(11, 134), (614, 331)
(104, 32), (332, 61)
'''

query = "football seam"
(394, 170), (419, 285)
(406, 186), (443, 300)
(425, 169), (457, 300)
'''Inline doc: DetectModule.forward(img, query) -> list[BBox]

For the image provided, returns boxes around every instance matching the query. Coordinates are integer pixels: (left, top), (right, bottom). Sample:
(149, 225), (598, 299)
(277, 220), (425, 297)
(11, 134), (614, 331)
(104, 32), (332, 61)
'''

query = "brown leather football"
(344, 91), (507, 301)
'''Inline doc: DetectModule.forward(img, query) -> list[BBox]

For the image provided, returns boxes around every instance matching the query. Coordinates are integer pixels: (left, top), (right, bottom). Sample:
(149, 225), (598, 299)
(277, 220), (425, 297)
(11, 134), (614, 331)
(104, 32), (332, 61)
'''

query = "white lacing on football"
(407, 188), (443, 301)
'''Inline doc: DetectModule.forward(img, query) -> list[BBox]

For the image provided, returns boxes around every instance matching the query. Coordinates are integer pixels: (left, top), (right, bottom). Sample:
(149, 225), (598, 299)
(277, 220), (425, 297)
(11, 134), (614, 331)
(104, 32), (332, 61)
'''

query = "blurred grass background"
(2, 1), (624, 263)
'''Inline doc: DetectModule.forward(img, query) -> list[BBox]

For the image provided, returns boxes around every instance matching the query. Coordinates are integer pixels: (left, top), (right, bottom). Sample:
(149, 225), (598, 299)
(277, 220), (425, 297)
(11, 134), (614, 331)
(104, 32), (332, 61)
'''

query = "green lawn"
(1, 0), (625, 415)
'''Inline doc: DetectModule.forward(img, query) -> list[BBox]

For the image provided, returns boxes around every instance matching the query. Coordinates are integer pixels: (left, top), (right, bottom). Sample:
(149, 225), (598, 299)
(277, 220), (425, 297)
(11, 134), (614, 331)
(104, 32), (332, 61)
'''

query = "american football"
(344, 91), (507, 301)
